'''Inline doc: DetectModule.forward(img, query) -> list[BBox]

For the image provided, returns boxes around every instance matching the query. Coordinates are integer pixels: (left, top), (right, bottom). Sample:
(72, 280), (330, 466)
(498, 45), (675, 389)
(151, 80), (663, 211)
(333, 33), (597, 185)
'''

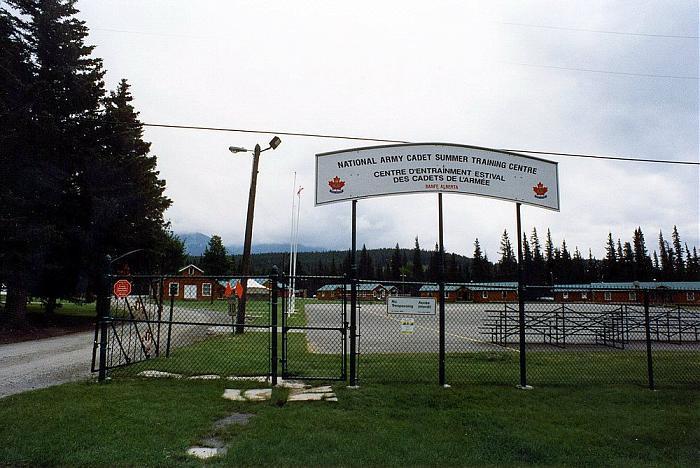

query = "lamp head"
(228, 146), (247, 153)
(269, 136), (282, 150)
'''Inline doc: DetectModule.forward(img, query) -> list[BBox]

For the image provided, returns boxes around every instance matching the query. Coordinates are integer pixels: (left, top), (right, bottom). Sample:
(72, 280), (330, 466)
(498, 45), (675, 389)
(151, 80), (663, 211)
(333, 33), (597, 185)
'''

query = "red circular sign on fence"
(113, 279), (132, 298)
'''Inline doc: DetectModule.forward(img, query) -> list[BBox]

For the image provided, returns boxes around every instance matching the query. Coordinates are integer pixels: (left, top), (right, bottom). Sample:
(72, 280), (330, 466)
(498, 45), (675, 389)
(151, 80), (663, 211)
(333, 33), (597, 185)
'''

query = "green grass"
(0, 379), (697, 466)
(26, 300), (97, 317)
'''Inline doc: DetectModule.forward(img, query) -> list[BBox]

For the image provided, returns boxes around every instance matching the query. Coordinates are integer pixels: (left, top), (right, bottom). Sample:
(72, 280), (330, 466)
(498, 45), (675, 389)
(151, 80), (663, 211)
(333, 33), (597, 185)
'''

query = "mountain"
(177, 232), (211, 256)
(176, 232), (324, 256)
(226, 243), (325, 255)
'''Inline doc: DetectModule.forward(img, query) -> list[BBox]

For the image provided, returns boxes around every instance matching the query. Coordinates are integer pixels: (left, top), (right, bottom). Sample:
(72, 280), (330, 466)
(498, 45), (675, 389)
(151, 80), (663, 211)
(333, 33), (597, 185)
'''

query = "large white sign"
(387, 297), (436, 315)
(315, 143), (559, 210)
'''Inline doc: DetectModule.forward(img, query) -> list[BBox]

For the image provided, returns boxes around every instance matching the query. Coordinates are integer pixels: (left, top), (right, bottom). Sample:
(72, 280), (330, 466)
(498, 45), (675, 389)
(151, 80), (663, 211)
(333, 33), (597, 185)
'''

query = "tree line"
(193, 225), (699, 285)
(1, 1), (183, 324)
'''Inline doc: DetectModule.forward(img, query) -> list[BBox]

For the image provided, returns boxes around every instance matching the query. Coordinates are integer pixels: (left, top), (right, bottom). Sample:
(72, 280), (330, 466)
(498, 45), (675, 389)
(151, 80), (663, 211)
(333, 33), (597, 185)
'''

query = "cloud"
(78, 0), (699, 260)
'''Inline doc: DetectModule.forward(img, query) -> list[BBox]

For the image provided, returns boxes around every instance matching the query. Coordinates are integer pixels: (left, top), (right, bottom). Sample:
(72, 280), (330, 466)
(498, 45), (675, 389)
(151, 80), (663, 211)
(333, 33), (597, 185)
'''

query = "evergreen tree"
(586, 249), (599, 282)
(471, 238), (489, 282)
(530, 228), (545, 284)
(390, 243), (402, 280)
(2, 0), (107, 321)
(522, 232), (533, 283)
(0, 6), (36, 323)
(411, 237), (423, 282)
(622, 241), (634, 280)
(496, 230), (517, 280)
(558, 240), (572, 283)
(447, 253), (458, 282)
(658, 231), (673, 280)
(632, 227), (652, 280)
(603, 233), (618, 281)
(427, 243), (440, 282)
(671, 226), (685, 278)
(158, 231), (186, 274)
(688, 247), (700, 280)
(544, 228), (555, 281)
(201, 235), (231, 275)
(652, 250), (660, 277)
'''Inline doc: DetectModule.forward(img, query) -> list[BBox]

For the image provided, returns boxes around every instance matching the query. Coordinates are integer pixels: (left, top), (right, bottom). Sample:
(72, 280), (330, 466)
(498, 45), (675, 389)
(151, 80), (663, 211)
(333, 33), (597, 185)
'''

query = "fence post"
(97, 255), (111, 382)
(643, 289), (655, 390)
(166, 283), (175, 357)
(349, 200), (358, 387)
(271, 267), (279, 386)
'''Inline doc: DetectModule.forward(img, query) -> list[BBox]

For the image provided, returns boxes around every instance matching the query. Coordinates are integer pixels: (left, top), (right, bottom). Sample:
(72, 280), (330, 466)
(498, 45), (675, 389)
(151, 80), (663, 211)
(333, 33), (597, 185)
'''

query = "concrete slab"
(213, 413), (253, 429)
(137, 370), (182, 379)
(277, 379), (310, 389)
(222, 389), (245, 401)
(200, 437), (226, 449)
(187, 446), (227, 459)
(306, 385), (333, 393)
(287, 392), (335, 402)
(227, 376), (269, 383)
(206, 326), (233, 335)
(242, 388), (272, 401)
(188, 374), (221, 380)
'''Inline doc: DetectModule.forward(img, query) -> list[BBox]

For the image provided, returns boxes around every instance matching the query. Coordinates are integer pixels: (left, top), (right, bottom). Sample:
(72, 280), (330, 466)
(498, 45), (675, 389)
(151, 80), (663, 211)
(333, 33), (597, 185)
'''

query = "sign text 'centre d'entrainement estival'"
(315, 143), (560, 210)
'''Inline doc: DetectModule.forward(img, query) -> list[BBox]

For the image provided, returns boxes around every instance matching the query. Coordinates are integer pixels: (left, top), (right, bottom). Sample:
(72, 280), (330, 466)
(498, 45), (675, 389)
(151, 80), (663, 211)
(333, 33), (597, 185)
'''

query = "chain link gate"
(281, 275), (347, 381)
(93, 274), (274, 379)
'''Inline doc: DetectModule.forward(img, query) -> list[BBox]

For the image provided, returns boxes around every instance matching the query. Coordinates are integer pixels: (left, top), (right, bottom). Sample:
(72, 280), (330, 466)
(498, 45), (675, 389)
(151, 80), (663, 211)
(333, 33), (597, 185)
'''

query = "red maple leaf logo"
(328, 176), (345, 193)
(533, 182), (548, 198)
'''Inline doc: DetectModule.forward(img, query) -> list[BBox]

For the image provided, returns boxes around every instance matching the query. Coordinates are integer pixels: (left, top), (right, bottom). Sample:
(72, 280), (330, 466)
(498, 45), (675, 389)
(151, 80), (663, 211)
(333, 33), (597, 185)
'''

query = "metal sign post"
(349, 200), (358, 387)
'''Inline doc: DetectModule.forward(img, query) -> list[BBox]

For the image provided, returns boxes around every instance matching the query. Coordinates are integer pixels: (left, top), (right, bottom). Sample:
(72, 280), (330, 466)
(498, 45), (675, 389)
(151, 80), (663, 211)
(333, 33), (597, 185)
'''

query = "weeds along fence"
(93, 274), (700, 389)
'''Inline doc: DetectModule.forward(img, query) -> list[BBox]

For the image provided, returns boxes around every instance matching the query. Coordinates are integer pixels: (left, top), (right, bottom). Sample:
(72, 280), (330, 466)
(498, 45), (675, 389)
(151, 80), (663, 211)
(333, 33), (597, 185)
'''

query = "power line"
(142, 123), (700, 166)
(501, 61), (698, 80)
(497, 21), (699, 39)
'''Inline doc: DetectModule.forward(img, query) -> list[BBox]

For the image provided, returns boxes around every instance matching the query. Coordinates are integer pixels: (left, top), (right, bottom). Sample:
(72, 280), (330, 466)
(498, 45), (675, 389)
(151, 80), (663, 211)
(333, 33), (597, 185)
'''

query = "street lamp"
(229, 136), (282, 333)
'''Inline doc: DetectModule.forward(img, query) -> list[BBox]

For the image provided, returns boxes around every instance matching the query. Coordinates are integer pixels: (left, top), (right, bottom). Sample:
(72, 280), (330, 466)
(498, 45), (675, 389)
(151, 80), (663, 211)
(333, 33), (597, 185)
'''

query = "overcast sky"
(77, 1), (699, 259)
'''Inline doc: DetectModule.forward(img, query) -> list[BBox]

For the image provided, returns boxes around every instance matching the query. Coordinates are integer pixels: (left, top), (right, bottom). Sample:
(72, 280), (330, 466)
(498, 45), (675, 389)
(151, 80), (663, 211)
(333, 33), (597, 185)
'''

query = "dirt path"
(0, 330), (95, 399)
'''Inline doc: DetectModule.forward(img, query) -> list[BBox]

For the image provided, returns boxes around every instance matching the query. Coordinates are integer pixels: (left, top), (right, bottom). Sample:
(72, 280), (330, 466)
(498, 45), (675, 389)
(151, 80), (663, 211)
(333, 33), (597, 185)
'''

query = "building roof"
(554, 281), (700, 291)
(317, 283), (389, 292)
(178, 264), (204, 273)
(217, 278), (268, 290)
(465, 282), (518, 291)
(419, 284), (464, 292)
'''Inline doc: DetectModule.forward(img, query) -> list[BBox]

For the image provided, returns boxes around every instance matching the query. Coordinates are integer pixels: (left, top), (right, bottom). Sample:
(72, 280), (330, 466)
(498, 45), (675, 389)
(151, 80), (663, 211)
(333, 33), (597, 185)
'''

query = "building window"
(482, 291), (488, 299)
(168, 282), (179, 297)
(629, 292), (636, 301)
(604, 292), (611, 301)
(202, 283), (212, 296)
(563, 292), (569, 299)
(688, 292), (695, 301)
(501, 291), (507, 299)
(188, 266), (194, 275)
(581, 292), (588, 300)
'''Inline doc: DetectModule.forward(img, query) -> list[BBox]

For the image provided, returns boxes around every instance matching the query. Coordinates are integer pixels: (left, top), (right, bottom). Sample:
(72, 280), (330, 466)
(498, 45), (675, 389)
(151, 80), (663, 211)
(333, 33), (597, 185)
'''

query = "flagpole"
(287, 172), (297, 315)
(290, 186), (303, 315)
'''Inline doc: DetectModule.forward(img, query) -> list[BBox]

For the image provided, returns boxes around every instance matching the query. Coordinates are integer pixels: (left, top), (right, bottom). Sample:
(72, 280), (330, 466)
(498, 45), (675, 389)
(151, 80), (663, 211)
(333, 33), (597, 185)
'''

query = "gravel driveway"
(0, 331), (95, 399)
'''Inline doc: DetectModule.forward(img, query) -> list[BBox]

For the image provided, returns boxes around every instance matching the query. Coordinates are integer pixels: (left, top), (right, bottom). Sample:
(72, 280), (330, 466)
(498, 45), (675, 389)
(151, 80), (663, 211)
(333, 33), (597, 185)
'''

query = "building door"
(184, 284), (197, 299)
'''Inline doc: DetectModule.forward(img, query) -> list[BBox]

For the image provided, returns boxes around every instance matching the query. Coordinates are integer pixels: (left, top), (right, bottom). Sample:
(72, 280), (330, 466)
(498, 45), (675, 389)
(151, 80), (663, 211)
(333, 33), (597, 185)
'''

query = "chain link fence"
(94, 274), (699, 389)
(93, 274), (273, 379)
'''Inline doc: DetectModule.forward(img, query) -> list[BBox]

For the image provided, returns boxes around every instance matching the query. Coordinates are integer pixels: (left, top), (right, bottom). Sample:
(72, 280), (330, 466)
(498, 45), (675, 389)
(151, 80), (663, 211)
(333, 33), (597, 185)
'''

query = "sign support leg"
(516, 203), (531, 390)
(349, 200), (358, 387)
(438, 193), (446, 387)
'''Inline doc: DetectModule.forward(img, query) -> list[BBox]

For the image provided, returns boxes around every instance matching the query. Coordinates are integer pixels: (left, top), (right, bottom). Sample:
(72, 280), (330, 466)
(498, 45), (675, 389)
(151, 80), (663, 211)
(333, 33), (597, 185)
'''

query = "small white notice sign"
(387, 297), (436, 315)
(400, 318), (416, 334)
